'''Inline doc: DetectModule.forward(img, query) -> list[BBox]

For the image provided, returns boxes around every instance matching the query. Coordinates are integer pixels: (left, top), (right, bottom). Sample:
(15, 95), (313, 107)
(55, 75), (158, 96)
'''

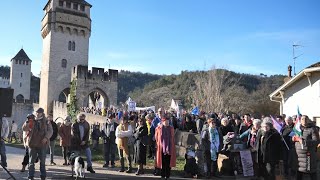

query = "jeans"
(28, 147), (47, 178)
(62, 146), (69, 162)
(49, 140), (55, 162)
(118, 147), (132, 170)
(0, 140), (7, 167)
(85, 147), (93, 167)
(103, 138), (116, 165)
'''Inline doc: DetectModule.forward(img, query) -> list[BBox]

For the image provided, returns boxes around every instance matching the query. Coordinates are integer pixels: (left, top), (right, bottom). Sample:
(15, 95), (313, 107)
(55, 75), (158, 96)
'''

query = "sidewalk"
(0, 146), (243, 180)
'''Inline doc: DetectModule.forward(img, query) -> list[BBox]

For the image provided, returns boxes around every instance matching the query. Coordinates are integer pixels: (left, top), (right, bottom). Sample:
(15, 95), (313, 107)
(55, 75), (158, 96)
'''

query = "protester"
(195, 114), (204, 134)
(10, 120), (18, 143)
(201, 118), (222, 178)
(101, 114), (118, 168)
(91, 123), (101, 151)
(150, 112), (161, 176)
(70, 113), (95, 173)
(48, 114), (58, 165)
(292, 115), (319, 180)
(21, 114), (35, 172)
(255, 117), (283, 180)
(116, 116), (133, 173)
(233, 116), (243, 135)
(145, 114), (153, 159)
(281, 116), (295, 178)
(183, 115), (196, 133)
(239, 119), (261, 149)
(133, 117), (148, 175)
(22, 108), (53, 180)
(155, 117), (176, 180)
(58, 116), (72, 166)
(0, 114), (9, 168)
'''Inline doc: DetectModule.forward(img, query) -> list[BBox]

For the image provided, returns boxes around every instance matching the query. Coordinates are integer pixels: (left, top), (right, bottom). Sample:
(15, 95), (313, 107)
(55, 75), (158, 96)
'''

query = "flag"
(293, 106), (302, 137)
(191, 106), (199, 116)
(271, 115), (282, 133)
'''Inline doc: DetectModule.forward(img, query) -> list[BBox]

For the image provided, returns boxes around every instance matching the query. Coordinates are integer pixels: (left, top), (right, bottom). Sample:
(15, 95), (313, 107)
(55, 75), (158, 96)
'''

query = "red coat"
(58, 123), (72, 147)
(155, 125), (176, 168)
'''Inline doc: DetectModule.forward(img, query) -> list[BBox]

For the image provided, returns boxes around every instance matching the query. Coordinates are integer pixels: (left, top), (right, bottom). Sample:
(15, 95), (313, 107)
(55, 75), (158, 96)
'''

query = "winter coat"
(294, 123), (320, 173)
(91, 128), (101, 141)
(201, 124), (223, 152)
(184, 120), (196, 133)
(50, 121), (58, 141)
(255, 128), (283, 164)
(155, 125), (176, 168)
(70, 120), (90, 150)
(196, 118), (204, 134)
(219, 124), (234, 136)
(133, 125), (148, 164)
(58, 123), (72, 147)
(22, 116), (53, 148)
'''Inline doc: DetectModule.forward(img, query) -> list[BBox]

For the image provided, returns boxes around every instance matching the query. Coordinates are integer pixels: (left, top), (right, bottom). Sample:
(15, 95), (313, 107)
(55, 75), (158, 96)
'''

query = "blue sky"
(0, 0), (320, 76)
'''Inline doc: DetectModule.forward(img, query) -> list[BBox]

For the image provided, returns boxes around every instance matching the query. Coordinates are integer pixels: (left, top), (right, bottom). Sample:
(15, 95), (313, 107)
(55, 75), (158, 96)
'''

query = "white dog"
(68, 152), (85, 179)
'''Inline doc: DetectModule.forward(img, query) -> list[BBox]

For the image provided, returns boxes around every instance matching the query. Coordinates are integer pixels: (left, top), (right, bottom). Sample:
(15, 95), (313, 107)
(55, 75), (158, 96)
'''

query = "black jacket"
(255, 128), (283, 164)
(50, 121), (58, 141)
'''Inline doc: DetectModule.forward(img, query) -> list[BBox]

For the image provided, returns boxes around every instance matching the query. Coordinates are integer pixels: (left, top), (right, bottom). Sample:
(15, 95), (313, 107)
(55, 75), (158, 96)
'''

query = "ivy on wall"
(67, 79), (78, 122)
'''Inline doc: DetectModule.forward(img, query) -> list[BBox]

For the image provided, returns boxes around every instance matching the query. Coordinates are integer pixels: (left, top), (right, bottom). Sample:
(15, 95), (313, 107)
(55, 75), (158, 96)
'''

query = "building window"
(20, 83), (22, 87)
(23, 60), (25, 65)
(19, 60), (21, 64)
(66, 2), (71, 8)
(21, 73), (23, 77)
(26, 61), (28, 65)
(73, 3), (78, 10)
(72, 41), (76, 51)
(68, 41), (72, 50)
(80, 5), (85, 11)
(62, 59), (67, 68)
(59, 0), (64, 7)
(15, 60), (18, 64)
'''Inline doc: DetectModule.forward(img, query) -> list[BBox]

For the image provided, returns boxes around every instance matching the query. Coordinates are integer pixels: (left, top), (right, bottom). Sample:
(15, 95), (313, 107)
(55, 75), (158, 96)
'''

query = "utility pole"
(293, 43), (303, 75)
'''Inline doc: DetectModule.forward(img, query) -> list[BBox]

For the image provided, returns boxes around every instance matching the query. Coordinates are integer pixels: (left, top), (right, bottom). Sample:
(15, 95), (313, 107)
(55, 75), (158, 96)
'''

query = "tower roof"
(43, 0), (92, 10)
(11, 49), (32, 62)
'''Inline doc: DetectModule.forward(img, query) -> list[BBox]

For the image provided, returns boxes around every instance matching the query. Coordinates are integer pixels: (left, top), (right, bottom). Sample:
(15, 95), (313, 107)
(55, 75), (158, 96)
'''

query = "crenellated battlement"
(72, 65), (118, 82)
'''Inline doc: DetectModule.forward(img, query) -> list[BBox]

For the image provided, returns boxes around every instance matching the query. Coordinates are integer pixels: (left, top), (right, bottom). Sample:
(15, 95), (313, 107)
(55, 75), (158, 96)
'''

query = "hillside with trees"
(129, 68), (285, 116)
(1, 65), (286, 115)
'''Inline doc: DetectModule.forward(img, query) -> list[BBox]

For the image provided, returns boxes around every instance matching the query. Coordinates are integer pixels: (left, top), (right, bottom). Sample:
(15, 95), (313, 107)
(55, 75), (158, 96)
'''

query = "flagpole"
(281, 135), (290, 151)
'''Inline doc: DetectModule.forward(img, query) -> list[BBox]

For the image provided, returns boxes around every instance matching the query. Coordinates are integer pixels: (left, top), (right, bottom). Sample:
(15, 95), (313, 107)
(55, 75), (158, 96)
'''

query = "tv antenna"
(292, 43), (303, 75)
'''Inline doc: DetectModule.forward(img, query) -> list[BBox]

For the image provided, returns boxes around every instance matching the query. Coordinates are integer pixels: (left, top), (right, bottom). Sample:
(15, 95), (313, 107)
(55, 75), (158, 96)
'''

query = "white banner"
(128, 101), (136, 111)
(240, 150), (254, 177)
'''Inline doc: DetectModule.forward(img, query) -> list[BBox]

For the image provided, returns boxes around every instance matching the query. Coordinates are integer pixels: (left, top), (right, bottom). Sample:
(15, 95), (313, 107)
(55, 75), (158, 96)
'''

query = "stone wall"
(52, 101), (68, 124)
(6, 102), (34, 130)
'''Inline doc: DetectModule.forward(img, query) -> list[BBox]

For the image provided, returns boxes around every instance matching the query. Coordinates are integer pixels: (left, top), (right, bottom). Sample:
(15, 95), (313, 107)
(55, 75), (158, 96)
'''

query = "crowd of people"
(0, 107), (319, 180)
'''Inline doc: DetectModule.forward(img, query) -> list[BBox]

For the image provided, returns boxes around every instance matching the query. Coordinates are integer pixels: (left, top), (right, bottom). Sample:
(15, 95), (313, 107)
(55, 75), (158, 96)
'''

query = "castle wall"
(0, 77), (10, 88)
(52, 101), (68, 124)
(6, 102), (34, 131)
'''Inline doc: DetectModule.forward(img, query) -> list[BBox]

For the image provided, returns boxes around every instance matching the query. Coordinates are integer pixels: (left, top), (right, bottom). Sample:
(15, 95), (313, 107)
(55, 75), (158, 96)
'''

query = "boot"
(21, 165), (26, 172)
(118, 158), (125, 172)
(126, 156), (132, 173)
(87, 166), (95, 173)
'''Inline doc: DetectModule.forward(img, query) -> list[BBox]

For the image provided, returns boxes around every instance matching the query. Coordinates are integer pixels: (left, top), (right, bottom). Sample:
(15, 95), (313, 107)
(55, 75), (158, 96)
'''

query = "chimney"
(288, 65), (292, 78)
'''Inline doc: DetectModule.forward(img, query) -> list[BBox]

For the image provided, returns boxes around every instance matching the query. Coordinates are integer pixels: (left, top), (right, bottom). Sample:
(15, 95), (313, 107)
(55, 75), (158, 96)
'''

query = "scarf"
(209, 127), (219, 161)
(162, 126), (171, 155)
(250, 131), (257, 148)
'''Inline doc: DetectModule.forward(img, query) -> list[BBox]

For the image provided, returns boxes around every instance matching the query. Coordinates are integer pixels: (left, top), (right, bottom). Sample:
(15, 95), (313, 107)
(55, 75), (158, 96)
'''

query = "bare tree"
(192, 66), (245, 113)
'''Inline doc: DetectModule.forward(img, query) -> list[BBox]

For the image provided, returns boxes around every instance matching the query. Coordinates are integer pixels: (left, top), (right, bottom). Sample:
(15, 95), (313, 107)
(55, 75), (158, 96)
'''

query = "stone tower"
(39, 0), (92, 114)
(10, 49), (32, 101)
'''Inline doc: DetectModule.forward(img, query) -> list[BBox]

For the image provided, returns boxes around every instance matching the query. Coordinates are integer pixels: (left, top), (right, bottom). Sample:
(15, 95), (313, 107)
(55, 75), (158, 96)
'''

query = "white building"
(10, 49), (32, 101)
(0, 77), (10, 88)
(269, 62), (320, 127)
